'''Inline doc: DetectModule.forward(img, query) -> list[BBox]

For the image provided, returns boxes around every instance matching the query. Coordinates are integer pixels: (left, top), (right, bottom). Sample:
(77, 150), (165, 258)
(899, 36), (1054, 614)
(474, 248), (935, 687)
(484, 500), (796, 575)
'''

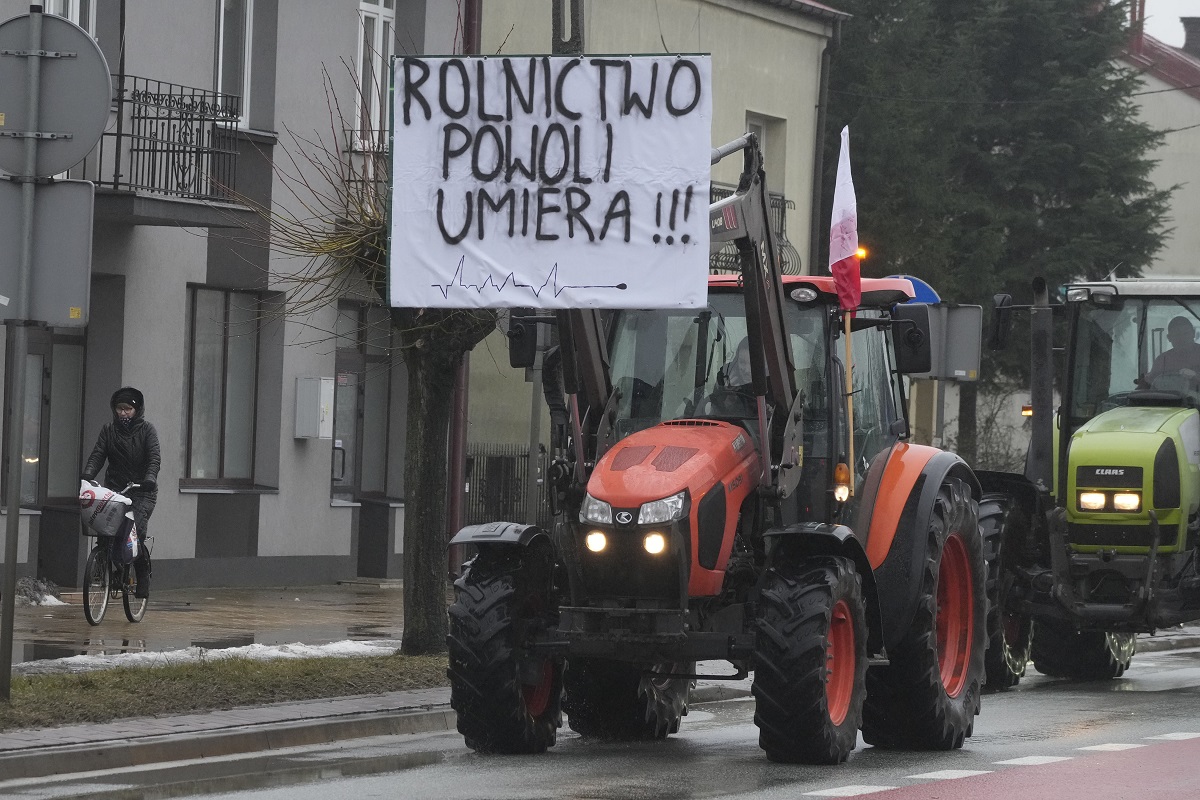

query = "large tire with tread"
(862, 477), (986, 750)
(448, 544), (563, 754)
(1031, 619), (1136, 680)
(563, 659), (691, 740)
(751, 556), (867, 764)
(979, 494), (1034, 690)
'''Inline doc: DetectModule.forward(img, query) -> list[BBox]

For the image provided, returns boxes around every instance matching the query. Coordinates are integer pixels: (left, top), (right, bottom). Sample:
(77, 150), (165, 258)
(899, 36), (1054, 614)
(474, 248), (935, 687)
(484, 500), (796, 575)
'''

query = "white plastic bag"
(113, 515), (139, 564)
(79, 480), (132, 537)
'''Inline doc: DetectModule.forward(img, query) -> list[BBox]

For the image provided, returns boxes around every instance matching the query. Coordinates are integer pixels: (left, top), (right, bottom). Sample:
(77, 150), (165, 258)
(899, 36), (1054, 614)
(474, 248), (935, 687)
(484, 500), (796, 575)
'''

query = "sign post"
(0, 8), (110, 701)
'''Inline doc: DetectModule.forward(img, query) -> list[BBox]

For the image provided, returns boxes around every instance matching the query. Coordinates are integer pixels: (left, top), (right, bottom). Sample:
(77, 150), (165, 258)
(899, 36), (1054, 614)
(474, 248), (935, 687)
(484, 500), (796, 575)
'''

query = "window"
(218, 0), (253, 126)
(357, 0), (395, 146)
(185, 287), (261, 484)
(746, 112), (786, 190)
(44, 0), (94, 33)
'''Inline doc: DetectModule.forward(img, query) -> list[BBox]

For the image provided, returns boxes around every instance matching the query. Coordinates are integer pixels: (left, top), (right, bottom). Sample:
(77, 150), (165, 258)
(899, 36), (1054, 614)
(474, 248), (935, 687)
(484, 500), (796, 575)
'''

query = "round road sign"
(0, 12), (111, 177)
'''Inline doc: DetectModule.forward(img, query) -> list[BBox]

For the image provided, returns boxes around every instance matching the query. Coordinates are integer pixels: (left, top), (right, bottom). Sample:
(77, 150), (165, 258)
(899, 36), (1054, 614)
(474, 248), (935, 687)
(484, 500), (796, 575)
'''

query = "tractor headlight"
(643, 532), (667, 554)
(638, 491), (687, 524)
(1112, 492), (1141, 512)
(585, 531), (608, 552)
(581, 492), (613, 524)
(1078, 492), (1107, 511)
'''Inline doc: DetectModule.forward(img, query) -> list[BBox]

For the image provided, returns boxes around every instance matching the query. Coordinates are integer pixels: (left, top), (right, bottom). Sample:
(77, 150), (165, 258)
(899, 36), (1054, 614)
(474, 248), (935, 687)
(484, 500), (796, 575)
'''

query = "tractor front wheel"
(1032, 620), (1136, 680)
(979, 493), (1034, 690)
(447, 545), (562, 754)
(752, 556), (867, 764)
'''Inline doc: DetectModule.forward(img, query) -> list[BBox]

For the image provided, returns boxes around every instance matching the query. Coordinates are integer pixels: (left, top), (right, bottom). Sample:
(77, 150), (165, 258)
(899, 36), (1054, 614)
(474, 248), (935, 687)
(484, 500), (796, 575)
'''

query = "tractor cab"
(1067, 284), (1200, 424)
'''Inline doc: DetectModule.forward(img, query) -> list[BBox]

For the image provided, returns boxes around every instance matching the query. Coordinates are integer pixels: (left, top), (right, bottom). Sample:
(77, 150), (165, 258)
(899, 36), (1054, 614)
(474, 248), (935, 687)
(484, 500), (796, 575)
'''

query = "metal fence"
(463, 443), (554, 530)
(95, 75), (241, 200)
(709, 182), (803, 274)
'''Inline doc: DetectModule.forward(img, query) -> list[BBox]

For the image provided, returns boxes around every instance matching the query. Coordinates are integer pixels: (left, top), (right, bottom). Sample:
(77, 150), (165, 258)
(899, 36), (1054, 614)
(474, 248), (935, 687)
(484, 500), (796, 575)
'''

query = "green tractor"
(982, 277), (1200, 688)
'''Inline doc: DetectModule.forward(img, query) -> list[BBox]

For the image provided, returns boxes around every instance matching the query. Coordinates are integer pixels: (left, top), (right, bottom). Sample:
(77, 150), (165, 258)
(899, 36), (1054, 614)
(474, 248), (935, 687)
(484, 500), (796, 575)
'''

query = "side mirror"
(508, 309), (538, 369)
(988, 293), (1013, 351)
(892, 303), (932, 374)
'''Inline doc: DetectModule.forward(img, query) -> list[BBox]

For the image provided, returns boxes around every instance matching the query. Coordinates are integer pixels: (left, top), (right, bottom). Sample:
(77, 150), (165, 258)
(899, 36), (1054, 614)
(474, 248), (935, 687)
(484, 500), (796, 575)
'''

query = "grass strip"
(0, 653), (449, 732)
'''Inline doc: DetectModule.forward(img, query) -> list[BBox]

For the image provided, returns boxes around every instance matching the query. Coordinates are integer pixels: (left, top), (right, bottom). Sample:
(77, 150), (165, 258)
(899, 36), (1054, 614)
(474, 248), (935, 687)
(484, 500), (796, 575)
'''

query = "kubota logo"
(615, 511), (633, 525)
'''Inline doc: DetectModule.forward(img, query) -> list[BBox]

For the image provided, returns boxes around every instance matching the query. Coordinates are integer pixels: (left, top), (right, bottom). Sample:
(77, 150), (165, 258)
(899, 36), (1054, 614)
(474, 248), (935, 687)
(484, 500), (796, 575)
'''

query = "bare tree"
(247, 66), (495, 655)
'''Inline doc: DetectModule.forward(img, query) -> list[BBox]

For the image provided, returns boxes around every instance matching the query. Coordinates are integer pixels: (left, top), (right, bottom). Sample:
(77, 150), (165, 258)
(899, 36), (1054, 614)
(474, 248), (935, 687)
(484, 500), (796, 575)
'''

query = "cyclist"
(82, 387), (160, 599)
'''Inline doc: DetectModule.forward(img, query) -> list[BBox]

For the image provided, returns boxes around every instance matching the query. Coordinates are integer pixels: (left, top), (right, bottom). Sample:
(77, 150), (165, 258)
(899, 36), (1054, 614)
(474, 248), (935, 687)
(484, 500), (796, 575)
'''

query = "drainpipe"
(809, 17), (840, 275)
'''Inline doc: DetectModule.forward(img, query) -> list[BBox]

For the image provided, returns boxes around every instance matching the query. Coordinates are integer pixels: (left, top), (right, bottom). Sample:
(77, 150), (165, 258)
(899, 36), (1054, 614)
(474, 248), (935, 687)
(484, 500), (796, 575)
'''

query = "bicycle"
(79, 482), (152, 625)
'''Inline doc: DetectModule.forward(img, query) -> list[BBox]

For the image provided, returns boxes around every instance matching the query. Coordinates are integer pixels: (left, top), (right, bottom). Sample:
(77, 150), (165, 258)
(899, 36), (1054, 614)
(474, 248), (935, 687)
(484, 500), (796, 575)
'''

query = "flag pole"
(844, 310), (854, 495)
(829, 126), (861, 497)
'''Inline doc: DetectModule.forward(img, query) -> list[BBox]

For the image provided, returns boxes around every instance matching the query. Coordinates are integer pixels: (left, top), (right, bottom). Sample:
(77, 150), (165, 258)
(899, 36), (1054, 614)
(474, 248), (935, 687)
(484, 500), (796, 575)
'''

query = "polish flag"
(828, 126), (861, 311)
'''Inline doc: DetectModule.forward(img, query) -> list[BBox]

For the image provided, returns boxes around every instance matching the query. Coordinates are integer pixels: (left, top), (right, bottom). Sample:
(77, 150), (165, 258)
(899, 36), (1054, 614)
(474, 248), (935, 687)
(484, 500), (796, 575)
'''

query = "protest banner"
(389, 54), (712, 309)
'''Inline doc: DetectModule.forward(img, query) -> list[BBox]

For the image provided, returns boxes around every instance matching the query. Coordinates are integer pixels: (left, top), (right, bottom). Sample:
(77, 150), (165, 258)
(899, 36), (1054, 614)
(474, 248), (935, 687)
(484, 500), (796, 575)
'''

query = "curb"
(1137, 634), (1200, 653)
(0, 684), (749, 787)
(0, 706), (454, 783)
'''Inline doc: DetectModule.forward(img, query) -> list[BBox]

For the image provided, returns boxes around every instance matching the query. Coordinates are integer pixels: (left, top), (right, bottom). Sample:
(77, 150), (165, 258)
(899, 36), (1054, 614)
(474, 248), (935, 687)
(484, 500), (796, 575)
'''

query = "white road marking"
(803, 787), (897, 797)
(1144, 732), (1200, 740)
(1078, 743), (1147, 751)
(994, 755), (1074, 765)
(905, 769), (994, 779)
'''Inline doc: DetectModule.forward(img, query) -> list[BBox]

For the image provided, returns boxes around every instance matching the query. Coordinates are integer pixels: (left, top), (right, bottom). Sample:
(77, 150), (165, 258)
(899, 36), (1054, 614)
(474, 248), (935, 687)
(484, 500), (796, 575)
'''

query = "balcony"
(709, 182), (803, 275)
(73, 75), (258, 228)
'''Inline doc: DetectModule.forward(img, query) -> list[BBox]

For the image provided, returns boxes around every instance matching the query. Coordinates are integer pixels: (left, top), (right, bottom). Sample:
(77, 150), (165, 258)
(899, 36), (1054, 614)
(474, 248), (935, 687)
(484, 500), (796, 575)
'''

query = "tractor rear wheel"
(1031, 619), (1136, 680)
(979, 494), (1034, 690)
(563, 658), (691, 740)
(447, 544), (562, 754)
(862, 477), (986, 750)
(752, 556), (867, 764)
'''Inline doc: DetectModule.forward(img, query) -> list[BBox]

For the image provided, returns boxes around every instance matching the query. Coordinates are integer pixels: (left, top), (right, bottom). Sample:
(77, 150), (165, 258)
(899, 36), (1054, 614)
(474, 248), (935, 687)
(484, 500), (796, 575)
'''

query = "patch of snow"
(13, 639), (404, 676)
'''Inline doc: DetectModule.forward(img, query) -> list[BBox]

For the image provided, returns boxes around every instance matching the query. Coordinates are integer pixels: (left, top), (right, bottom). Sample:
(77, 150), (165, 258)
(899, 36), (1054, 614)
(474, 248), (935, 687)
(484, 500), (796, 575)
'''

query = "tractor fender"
(451, 521), (550, 548)
(763, 522), (884, 656)
(857, 443), (981, 652)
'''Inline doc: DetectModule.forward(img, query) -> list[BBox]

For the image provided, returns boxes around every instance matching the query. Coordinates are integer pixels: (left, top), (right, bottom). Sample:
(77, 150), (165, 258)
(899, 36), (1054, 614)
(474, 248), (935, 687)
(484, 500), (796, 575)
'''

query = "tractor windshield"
(1070, 296), (1200, 426)
(608, 292), (829, 453)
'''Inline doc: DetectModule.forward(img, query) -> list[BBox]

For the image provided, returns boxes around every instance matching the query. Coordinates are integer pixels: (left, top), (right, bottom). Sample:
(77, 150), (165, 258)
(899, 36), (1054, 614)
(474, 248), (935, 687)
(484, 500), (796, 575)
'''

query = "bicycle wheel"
(122, 564), (146, 622)
(83, 544), (110, 625)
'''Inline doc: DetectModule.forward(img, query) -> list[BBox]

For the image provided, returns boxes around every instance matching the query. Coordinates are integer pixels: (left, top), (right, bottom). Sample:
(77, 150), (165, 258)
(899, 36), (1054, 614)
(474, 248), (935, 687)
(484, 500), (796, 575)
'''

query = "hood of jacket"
(110, 386), (146, 423)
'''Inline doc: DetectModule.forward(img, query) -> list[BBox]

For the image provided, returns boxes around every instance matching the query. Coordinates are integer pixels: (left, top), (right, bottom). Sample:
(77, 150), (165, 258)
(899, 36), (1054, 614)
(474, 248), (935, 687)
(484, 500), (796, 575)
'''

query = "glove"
(140, 478), (157, 492)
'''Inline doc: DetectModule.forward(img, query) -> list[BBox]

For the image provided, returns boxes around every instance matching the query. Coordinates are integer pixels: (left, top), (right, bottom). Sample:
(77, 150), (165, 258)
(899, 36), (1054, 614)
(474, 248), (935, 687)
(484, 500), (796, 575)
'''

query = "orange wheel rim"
(936, 533), (974, 697)
(826, 599), (855, 725)
(522, 660), (554, 717)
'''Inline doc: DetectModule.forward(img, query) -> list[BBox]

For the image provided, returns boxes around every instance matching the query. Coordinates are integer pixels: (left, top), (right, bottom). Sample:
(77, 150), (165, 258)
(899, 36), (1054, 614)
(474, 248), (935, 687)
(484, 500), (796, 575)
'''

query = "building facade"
(0, 0), (839, 589)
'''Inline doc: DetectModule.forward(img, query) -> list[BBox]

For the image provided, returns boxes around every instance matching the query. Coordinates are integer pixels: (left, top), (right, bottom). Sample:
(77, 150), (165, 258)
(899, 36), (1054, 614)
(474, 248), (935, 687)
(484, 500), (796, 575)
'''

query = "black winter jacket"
(83, 388), (161, 494)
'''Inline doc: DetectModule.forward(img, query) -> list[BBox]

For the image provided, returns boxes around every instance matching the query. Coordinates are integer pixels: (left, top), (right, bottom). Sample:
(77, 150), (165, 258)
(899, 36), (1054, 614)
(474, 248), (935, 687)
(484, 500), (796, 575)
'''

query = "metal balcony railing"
(709, 182), (803, 275)
(91, 75), (242, 201)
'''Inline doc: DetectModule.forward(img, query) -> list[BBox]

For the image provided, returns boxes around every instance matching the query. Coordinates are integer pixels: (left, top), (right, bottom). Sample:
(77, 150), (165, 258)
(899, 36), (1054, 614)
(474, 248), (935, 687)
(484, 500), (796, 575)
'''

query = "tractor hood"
(588, 420), (762, 509)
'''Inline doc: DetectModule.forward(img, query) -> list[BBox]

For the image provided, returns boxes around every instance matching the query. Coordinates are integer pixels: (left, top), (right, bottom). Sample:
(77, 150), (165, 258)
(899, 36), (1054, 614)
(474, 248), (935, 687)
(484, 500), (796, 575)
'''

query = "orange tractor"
(448, 134), (987, 763)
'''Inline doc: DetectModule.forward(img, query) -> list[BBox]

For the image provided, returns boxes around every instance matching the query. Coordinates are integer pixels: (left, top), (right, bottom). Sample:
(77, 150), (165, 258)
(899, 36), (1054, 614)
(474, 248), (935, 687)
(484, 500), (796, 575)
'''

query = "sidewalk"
(0, 582), (1197, 796)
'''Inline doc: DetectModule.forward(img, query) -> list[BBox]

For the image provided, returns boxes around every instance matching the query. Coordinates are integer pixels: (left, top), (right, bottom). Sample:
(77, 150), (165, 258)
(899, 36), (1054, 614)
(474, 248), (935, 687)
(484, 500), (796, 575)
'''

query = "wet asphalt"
(8, 581), (406, 667)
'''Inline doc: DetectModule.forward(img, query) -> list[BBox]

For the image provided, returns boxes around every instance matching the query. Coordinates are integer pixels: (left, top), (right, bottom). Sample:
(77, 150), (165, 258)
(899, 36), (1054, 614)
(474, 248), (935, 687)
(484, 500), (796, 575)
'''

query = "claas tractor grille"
(1068, 523), (1174, 548)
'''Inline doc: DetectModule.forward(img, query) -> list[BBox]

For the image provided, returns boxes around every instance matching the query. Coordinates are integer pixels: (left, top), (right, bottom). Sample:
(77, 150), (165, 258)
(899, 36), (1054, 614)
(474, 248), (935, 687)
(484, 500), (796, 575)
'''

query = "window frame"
(356, 0), (395, 150)
(217, 0), (254, 128)
(183, 285), (262, 488)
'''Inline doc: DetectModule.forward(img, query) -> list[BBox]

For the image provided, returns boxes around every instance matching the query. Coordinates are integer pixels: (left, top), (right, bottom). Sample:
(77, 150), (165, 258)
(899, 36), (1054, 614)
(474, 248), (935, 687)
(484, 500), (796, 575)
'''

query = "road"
(165, 647), (1200, 800)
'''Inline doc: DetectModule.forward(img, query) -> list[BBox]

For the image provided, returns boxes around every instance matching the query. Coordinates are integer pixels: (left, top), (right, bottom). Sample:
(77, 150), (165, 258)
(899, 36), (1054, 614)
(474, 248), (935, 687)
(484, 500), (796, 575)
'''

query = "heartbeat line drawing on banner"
(430, 257), (628, 300)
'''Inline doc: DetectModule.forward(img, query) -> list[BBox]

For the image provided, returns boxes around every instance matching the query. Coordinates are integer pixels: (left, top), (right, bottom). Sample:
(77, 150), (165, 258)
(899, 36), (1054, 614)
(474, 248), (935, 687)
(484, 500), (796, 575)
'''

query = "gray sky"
(1142, 0), (1192, 46)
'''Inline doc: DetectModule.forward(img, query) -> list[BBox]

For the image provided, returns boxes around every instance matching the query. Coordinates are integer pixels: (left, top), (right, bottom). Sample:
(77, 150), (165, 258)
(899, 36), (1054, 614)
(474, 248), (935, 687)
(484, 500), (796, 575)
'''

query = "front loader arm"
(710, 134), (800, 493)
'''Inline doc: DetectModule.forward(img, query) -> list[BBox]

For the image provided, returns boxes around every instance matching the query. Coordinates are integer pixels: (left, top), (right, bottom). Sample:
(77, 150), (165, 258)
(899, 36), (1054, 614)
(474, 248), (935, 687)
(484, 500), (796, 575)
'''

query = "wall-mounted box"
(295, 377), (334, 439)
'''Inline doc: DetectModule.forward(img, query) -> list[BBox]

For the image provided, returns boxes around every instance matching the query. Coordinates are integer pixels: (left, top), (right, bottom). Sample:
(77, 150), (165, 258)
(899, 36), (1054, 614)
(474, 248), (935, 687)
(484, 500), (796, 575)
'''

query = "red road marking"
(858, 738), (1200, 800)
